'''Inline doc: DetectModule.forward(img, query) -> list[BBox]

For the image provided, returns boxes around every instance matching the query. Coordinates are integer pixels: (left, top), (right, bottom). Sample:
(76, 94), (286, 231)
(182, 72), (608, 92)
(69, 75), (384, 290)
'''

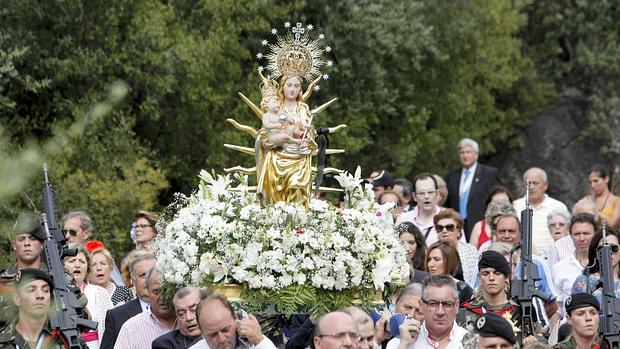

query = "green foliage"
(523, 0), (620, 154)
(241, 284), (380, 316)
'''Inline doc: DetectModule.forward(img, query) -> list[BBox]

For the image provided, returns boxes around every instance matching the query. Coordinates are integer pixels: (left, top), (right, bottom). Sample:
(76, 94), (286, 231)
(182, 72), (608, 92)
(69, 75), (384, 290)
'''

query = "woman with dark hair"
(582, 164), (620, 227)
(425, 240), (473, 303)
(469, 185), (513, 249)
(397, 222), (430, 283)
(572, 227), (620, 304)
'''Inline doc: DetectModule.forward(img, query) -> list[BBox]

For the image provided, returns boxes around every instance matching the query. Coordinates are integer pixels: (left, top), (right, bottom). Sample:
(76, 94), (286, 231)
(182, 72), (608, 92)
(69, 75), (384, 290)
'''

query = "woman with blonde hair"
(89, 247), (134, 306)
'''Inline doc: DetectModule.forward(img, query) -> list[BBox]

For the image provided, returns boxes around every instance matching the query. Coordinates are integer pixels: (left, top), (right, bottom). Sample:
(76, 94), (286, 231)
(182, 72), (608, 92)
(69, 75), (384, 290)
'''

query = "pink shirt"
(114, 309), (175, 349)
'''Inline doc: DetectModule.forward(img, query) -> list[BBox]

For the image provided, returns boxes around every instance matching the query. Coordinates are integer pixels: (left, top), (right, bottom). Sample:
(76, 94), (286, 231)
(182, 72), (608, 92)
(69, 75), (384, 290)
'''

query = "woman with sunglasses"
(425, 240), (473, 303)
(433, 209), (479, 286)
(134, 210), (159, 252)
(571, 227), (620, 305)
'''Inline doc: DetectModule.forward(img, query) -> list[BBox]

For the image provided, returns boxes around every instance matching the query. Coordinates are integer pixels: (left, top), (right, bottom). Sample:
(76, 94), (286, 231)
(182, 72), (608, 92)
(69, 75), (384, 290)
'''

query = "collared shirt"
(386, 321), (467, 349)
(189, 336), (277, 349)
(552, 253), (585, 317)
(513, 194), (568, 253)
(139, 298), (150, 312)
(459, 163), (478, 197)
(546, 235), (575, 269)
(114, 308), (175, 349)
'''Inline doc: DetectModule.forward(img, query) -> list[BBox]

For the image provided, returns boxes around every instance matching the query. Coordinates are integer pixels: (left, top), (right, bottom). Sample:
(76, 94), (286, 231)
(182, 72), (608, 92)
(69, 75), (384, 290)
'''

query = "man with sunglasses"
(551, 213), (596, 317)
(61, 210), (93, 243)
(390, 276), (466, 349)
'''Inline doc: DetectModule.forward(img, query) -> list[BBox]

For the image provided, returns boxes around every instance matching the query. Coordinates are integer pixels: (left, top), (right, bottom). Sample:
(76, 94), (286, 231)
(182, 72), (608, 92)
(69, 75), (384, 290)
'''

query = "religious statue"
(225, 21), (346, 206)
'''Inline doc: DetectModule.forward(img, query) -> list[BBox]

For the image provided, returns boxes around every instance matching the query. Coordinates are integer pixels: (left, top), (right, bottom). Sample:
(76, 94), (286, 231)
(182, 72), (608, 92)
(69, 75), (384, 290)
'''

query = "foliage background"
(1, 0), (618, 263)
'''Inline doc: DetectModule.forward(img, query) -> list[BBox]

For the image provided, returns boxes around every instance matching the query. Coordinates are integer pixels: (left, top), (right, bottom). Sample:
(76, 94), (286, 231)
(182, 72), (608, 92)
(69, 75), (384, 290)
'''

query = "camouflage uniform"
(0, 320), (66, 349)
(553, 335), (603, 349)
(457, 297), (520, 331)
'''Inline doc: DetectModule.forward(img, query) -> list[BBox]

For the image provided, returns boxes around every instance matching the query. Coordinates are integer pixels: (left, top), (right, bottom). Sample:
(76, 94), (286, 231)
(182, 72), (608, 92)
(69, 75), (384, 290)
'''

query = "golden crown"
(260, 77), (279, 99)
(257, 21), (333, 83)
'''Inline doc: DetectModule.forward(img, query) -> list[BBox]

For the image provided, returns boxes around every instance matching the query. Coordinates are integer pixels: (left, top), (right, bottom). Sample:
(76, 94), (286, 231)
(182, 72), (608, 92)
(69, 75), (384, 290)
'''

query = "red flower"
(296, 229), (304, 235)
(375, 212), (382, 217)
(85, 240), (106, 253)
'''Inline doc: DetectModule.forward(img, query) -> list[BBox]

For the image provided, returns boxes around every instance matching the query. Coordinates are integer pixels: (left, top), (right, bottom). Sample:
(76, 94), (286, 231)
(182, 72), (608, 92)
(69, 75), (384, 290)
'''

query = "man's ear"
(84, 230), (92, 240)
(13, 293), (21, 307)
(11, 241), (16, 252)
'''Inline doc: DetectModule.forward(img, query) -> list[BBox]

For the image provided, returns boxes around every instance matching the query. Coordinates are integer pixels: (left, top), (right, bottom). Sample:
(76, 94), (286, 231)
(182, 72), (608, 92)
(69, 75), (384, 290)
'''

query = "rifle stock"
(42, 165), (96, 349)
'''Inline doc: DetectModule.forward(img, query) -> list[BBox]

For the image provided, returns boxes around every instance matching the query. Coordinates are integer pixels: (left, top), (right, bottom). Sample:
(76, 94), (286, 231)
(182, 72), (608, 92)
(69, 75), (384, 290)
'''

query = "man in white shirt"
(389, 275), (466, 349)
(513, 167), (568, 253)
(191, 294), (276, 349)
(551, 213), (596, 317)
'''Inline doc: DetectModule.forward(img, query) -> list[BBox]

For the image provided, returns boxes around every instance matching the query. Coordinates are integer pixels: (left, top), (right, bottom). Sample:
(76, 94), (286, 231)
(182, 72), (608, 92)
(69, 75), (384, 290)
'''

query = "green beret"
(474, 313), (517, 344)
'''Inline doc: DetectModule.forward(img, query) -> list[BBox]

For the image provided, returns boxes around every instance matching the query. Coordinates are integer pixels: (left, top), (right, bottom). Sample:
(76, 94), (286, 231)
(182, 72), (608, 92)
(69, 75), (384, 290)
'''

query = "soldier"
(472, 312), (517, 349)
(0, 220), (47, 329)
(0, 268), (64, 348)
(0, 220), (47, 283)
(458, 250), (518, 329)
(554, 293), (601, 349)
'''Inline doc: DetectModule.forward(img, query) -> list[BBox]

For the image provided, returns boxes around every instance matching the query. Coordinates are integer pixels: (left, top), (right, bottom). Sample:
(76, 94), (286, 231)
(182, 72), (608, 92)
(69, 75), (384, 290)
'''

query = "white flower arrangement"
(154, 167), (408, 298)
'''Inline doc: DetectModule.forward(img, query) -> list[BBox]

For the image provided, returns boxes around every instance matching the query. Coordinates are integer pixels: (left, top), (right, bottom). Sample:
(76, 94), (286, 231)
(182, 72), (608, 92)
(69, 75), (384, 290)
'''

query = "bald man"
(314, 311), (360, 349)
(513, 167), (568, 253)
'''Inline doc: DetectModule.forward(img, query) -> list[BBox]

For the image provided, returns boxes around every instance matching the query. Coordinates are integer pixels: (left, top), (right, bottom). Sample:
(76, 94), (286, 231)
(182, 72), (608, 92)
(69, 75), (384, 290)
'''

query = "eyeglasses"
(62, 229), (79, 237)
(422, 299), (457, 311)
(435, 224), (456, 232)
(317, 332), (361, 342)
(135, 224), (153, 230)
(601, 244), (620, 253)
(415, 190), (436, 197)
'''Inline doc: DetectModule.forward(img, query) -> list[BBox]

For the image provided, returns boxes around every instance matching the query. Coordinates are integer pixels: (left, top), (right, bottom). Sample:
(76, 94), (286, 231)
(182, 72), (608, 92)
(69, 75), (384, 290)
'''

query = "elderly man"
(152, 287), (209, 348)
(114, 266), (175, 349)
(101, 253), (157, 349)
(0, 268), (64, 348)
(314, 311), (359, 349)
(388, 275), (466, 349)
(513, 167), (568, 253)
(554, 293), (602, 349)
(191, 294), (276, 349)
(445, 138), (501, 239)
(61, 210), (94, 244)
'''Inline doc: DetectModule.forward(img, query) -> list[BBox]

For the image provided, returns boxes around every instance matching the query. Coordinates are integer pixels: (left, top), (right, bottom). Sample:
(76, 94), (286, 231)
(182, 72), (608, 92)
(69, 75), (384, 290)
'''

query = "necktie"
(460, 169), (470, 220)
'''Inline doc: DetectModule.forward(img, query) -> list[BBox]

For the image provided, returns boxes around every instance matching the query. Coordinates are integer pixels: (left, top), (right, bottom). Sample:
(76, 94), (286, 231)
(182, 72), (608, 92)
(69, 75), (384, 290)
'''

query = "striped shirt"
(114, 309), (175, 349)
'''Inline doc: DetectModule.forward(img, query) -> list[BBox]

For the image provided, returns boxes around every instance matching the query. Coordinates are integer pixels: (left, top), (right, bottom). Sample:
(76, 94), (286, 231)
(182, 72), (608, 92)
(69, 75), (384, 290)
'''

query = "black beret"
(25, 223), (47, 241)
(478, 250), (511, 276)
(15, 268), (54, 290)
(565, 293), (600, 314)
(369, 170), (394, 188)
(474, 313), (517, 344)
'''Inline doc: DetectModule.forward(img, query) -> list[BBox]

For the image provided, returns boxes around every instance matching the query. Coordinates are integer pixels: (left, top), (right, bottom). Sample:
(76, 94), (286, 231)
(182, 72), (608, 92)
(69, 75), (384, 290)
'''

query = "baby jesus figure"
(261, 95), (304, 148)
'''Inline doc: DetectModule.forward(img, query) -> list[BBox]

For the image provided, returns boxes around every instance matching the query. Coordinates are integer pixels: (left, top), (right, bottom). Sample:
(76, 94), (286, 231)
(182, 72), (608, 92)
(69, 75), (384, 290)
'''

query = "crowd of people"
(1, 137), (619, 349)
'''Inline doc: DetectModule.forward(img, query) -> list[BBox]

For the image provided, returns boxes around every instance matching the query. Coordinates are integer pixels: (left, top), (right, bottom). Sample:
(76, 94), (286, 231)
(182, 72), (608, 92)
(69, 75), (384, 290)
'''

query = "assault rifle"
(597, 220), (620, 349)
(511, 180), (550, 344)
(42, 164), (96, 349)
